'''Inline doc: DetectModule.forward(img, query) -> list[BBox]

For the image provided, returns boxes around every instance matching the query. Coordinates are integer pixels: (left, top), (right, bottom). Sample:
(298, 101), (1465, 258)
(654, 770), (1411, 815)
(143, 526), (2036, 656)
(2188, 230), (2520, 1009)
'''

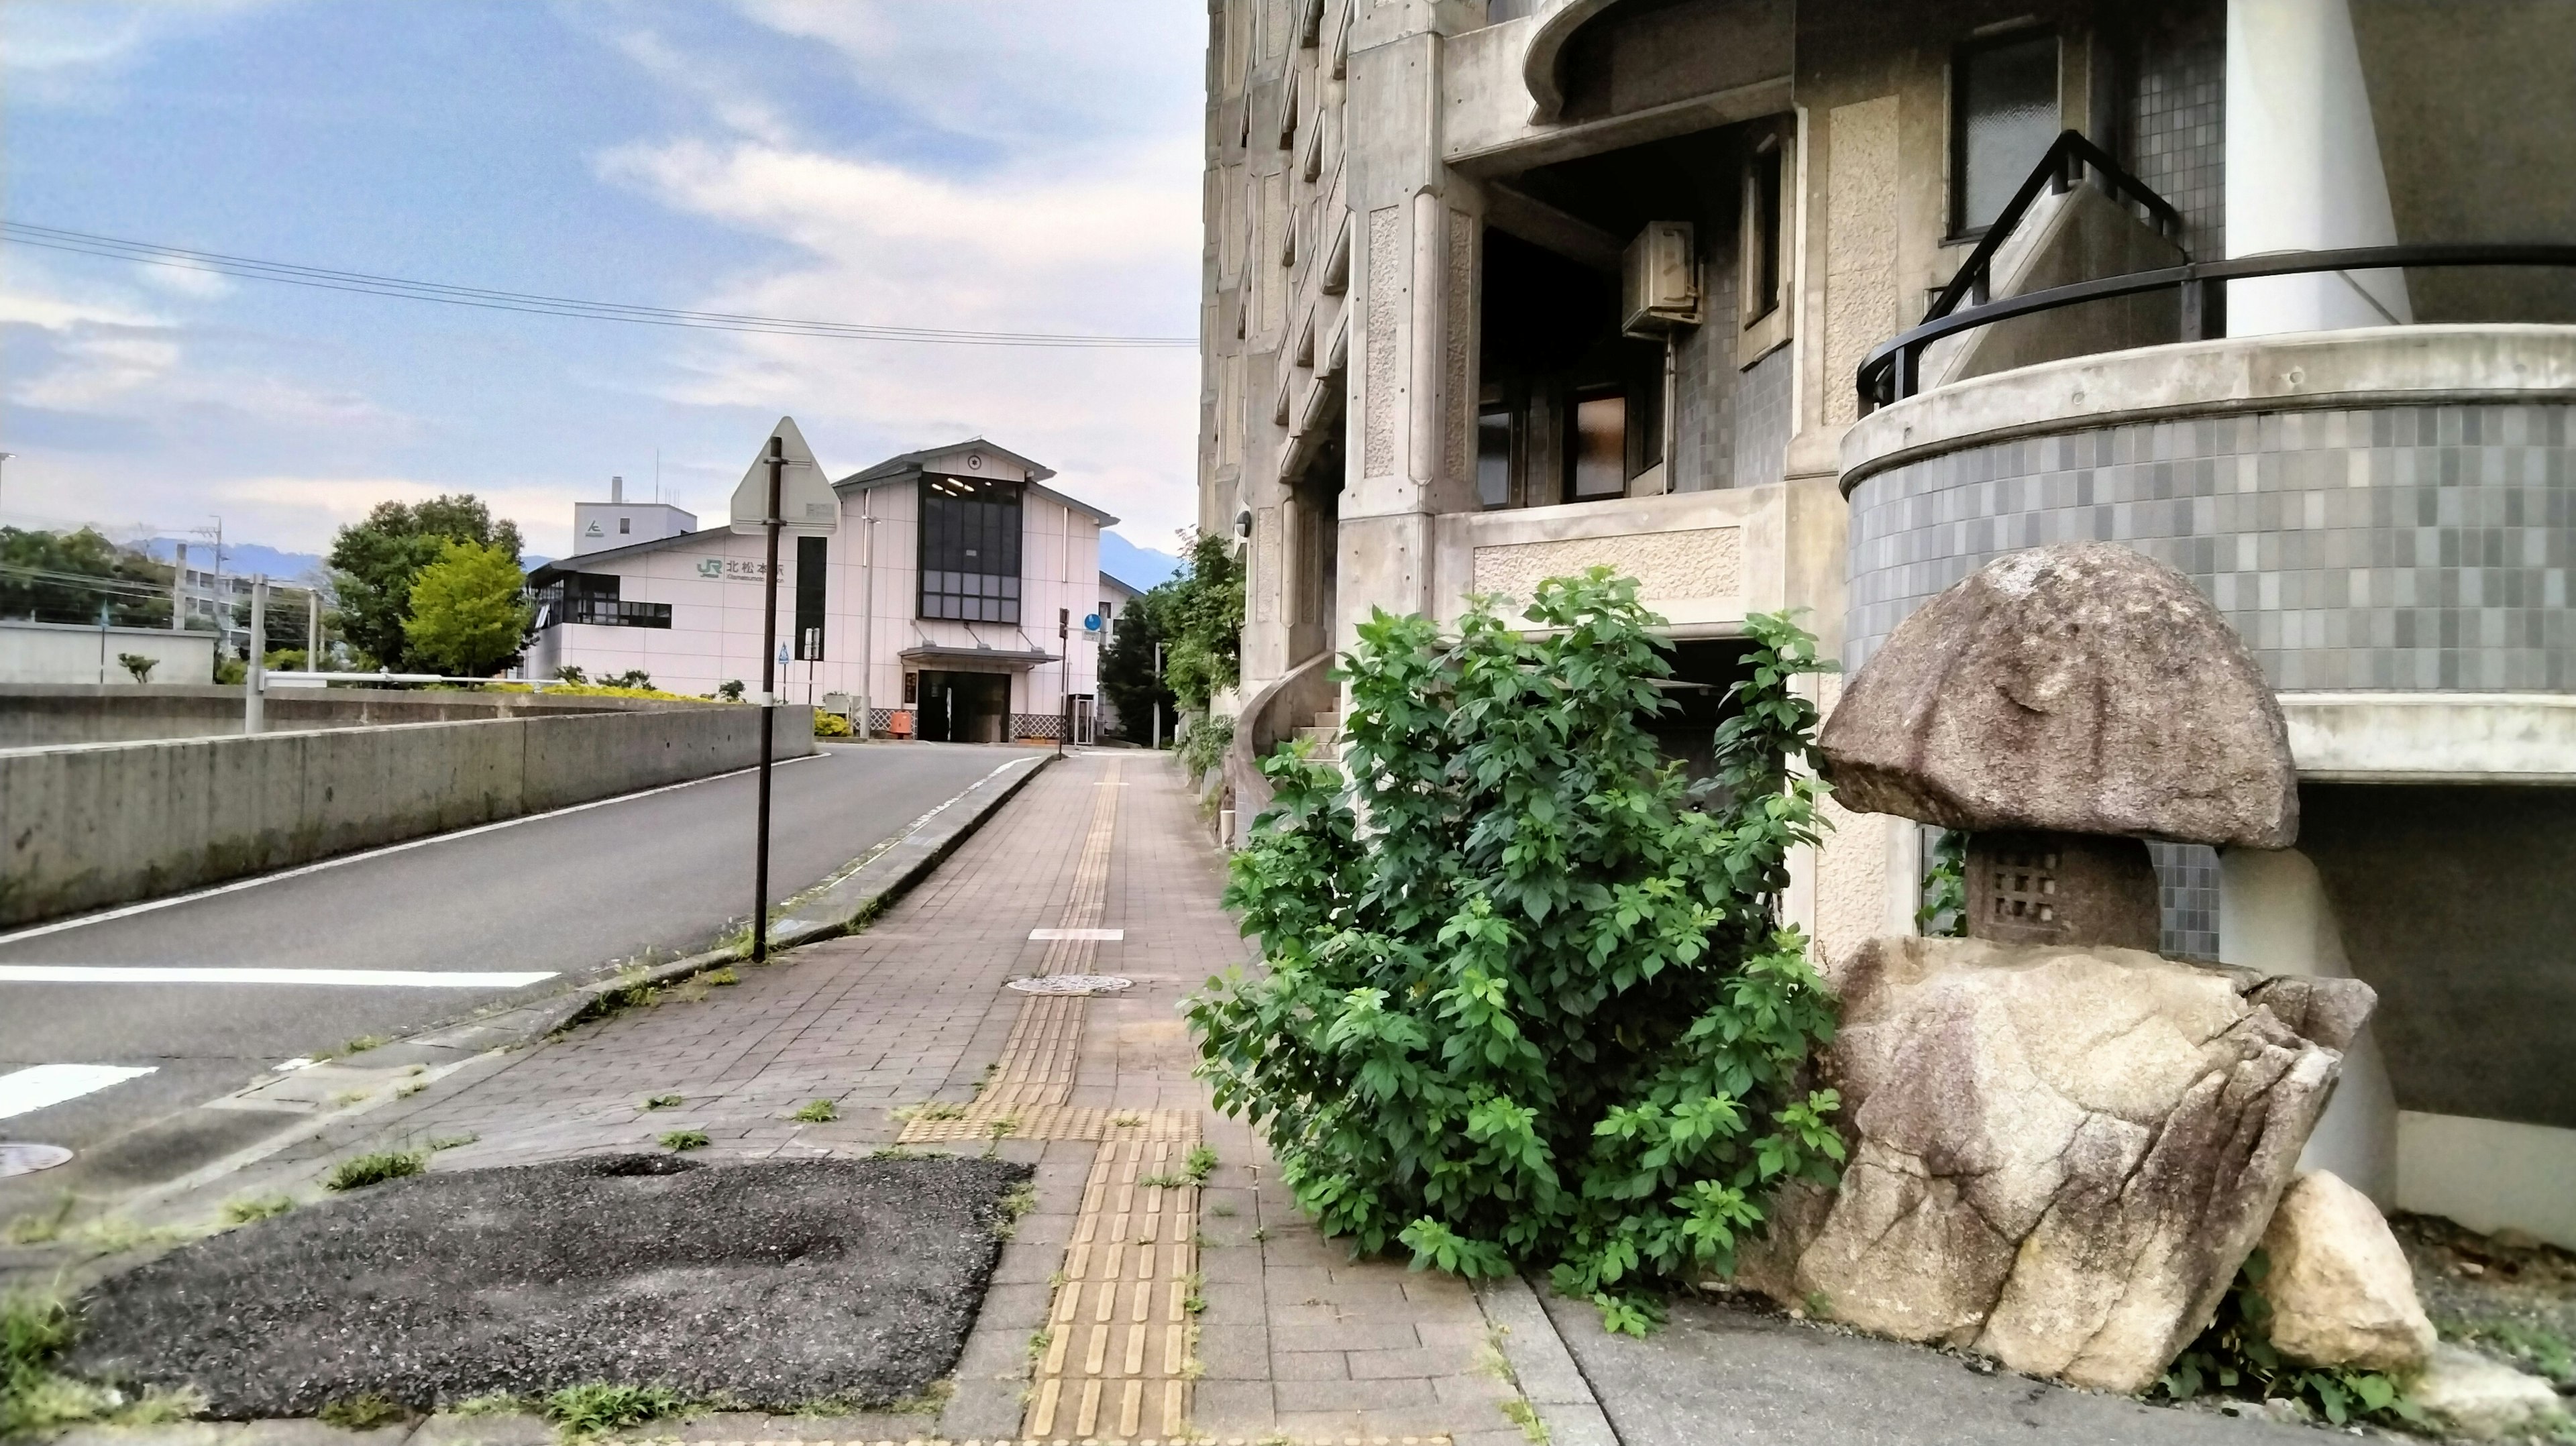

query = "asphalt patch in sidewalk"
(66, 1152), (1031, 1419)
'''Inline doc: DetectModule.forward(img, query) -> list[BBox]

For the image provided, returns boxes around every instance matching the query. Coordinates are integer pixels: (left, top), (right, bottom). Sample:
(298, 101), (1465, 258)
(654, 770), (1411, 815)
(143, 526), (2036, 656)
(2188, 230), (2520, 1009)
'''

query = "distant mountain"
(137, 538), (555, 577)
(138, 537), (327, 582)
(1099, 531), (1182, 592)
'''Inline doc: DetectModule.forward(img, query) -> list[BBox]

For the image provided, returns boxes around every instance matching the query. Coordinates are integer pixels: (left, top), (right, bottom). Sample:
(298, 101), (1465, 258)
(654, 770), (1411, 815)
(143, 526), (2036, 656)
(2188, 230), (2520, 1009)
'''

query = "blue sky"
(0, 1), (1203, 562)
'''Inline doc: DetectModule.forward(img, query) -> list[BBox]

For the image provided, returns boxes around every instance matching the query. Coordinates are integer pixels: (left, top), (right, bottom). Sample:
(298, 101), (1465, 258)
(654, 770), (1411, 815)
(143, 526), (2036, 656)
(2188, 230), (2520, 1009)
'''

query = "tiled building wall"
(1733, 344), (1796, 490)
(1670, 246), (1742, 493)
(2122, 3), (2226, 260)
(1850, 402), (2576, 954)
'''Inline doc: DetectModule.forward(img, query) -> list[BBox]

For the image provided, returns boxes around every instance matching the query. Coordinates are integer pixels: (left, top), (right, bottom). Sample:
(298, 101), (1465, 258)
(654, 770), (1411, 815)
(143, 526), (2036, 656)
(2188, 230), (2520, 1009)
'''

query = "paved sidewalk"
(61, 748), (1538, 1445)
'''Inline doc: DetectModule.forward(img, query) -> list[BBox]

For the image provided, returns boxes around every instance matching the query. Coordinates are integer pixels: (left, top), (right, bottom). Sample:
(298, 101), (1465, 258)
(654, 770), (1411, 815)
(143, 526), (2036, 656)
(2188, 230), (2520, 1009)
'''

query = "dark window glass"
(1570, 394), (1627, 500)
(1952, 34), (2059, 236)
(1746, 139), (1785, 323)
(794, 535), (827, 659)
(917, 476), (1022, 623)
(1477, 407), (1513, 509)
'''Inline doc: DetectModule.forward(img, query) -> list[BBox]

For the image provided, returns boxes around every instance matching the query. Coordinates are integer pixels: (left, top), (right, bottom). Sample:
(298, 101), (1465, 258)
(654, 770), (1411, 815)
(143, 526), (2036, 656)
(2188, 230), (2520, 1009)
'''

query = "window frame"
(915, 474), (1024, 624)
(1737, 117), (1796, 370)
(1947, 29), (2062, 243)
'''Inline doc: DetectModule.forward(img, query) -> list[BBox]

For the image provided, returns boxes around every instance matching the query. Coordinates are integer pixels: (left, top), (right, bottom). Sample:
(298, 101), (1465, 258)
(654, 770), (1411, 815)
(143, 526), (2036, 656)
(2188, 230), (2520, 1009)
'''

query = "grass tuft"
(341, 1035), (387, 1054)
(790, 1099), (839, 1123)
(3, 1292), (205, 1435)
(643, 1093), (684, 1111)
(541, 1382), (686, 1440)
(221, 1195), (295, 1225)
(323, 1150), (426, 1192)
(428, 1133), (478, 1152)
(317, 1392), (409, 1429)
(444, 1391), (524, 1416)
(703, 967), (741, 986)
(659, 1129), (710, 1152)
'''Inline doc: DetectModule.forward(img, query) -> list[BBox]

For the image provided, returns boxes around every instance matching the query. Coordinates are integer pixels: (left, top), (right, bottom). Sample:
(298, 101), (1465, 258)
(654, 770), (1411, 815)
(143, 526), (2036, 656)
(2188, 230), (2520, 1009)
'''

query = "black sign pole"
(753, 435), (784, 964)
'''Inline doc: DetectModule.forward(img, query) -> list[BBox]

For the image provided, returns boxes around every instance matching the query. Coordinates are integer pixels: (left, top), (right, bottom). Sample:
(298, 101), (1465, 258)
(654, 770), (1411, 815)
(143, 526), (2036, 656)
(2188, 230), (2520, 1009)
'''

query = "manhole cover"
(0, 1143), (74, 1178)
(1006, 975), (1133, 995)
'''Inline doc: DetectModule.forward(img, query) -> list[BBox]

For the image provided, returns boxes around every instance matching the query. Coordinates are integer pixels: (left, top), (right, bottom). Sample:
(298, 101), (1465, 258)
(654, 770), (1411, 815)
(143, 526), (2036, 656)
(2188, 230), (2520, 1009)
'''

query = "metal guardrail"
(1857, 242), (2576, 415)
(1930, 129), (2188, 323)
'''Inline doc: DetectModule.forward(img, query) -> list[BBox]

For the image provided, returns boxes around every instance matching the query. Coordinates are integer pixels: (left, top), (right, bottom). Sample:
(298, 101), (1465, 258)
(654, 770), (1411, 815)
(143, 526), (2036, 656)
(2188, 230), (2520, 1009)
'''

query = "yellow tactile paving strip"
(611, 1437), (1450, 1445)
(1028, 1134), (1200, 1441)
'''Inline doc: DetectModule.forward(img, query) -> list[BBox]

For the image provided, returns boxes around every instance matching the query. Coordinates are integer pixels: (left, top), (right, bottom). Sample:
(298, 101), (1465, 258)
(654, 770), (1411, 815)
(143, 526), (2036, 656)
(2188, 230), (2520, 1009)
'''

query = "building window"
(533, 572), (671, 629)
(1569, 392), (1627, 500)
(918, 474), (1022, 623)
(794, 535), (826, 660)
(619, 516), (631, 534)
(1743, 136), (1786, 325)
(1951, 32), (2059, 237)
(1477, 404), (1514, 509)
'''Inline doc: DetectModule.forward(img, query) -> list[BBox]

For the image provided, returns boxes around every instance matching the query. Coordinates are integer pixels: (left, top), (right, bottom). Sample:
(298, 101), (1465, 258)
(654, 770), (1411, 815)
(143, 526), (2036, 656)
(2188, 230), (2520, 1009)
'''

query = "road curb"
(424, 750), (1054, 1050)
(1479, 1272), (1625, 1446)
(5, 750), (1057, 1257)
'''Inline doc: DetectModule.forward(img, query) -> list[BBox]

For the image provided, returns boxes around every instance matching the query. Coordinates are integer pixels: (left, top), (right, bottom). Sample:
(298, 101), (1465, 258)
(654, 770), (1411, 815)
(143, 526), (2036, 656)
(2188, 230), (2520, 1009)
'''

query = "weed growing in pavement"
(323, 1150), (426, 1192)
(871, 1146), (924, 1160)
(3, 1292), (203, 1436)
(888, 1380), (953, 1416)
(983, 1118), (1018, 1156)
(704, 967), (741, 986)
(790, 1099), (839, 1123)
(1182, 1272), (1207, 1315)
(2439, 1315), (2576, 1387)
(541, 1382), (686, 1440)
(1501, 1396), (1550, 1443)
(1249, 1225), (1271, 1243)
(395, 1081), (427, 1099)
(445, 1392), (524, 1416)
(427, 1133), (477, 1152)
(1111, 1111), (1144, 1128)
(2, 1198), (73, 1245)
(994, 1181), (1038, 1240)
(1026, 1328), (1053, 1369)
(221, 1196), (294, 1225)
(329, 1089), (373, 1108)
(659, 1129), (710, 1152)
(5, 1210), (191, 1258)
(1183, 1144), (1219, 1182)
(894, 1100), (965, 1122)
(2161, 1250), (2422, 1427)
(643, 1094), (684, 1110)
(341, 1035), (387, 1055)
(317, 1392), (409, 1429)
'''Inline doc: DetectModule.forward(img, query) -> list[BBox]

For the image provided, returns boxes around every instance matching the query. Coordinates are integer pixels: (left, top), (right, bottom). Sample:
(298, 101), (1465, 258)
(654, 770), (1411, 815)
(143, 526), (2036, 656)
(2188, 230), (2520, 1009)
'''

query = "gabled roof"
(835, 437), (1119, 527)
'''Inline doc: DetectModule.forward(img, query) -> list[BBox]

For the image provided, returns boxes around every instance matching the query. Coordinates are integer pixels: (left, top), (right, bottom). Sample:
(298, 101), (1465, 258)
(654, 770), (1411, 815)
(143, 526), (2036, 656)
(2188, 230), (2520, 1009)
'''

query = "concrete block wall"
(0, 704), (813, 928)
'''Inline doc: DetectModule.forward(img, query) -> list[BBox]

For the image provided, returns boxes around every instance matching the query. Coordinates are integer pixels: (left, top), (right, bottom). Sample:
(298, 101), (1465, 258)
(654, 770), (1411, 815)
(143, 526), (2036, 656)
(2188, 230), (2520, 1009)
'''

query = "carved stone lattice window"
(1987, 844), (2061, 926)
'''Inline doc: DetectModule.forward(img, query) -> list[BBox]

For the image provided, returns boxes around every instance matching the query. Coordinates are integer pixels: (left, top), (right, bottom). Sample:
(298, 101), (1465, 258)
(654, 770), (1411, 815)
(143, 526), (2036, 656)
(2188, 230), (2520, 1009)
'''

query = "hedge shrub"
(1188, 569), (1844, 1329)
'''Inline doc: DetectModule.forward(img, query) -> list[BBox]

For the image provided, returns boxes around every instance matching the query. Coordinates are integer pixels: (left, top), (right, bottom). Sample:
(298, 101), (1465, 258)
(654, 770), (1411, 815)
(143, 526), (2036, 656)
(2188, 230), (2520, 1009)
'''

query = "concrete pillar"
(1338, 26), (1480, 658)
(2218, 846), (2398, 1203)
(2225, 0), (2412, 334)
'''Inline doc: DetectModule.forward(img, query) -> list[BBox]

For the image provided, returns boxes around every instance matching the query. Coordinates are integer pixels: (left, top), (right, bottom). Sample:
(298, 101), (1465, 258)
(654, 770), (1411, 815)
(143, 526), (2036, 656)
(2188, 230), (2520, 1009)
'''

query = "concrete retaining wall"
(0, 704), (814, 928)
(0, 683), (659, 749)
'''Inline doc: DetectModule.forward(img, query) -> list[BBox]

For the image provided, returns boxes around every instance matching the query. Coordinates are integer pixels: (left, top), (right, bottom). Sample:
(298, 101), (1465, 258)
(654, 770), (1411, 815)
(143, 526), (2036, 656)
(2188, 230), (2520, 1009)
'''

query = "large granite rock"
(1819, 543), (2297, 847)
(2258, 1170), (2435, 1373)
(1742, 936), (2369, 1393)
(2412, 1343), (2568, 1440)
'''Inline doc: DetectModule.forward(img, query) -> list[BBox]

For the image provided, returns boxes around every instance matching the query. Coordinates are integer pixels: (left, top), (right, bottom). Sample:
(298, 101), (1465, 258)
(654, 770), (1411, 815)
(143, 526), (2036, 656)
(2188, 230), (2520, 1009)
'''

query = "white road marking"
(0, 750), (832, 948)
(0, 966), (558, 989)
(1029, 928), (1124, 941)
(0, 1063), (156, 1121)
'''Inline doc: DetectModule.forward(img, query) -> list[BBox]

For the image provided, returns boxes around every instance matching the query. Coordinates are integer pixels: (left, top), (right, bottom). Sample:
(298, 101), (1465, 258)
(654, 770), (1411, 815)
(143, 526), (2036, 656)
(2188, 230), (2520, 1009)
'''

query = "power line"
(1, 220), (1200, 349)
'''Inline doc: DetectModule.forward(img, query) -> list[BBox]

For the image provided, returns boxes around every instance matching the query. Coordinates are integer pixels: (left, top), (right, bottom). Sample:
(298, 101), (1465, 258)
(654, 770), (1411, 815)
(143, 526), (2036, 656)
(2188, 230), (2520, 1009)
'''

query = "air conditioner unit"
(1621, 220), (1701, 335)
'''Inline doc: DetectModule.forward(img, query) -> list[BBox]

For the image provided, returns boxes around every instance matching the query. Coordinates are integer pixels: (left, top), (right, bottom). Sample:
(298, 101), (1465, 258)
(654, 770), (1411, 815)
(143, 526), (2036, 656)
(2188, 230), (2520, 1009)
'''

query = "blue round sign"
(1083, 613), (1103, 631)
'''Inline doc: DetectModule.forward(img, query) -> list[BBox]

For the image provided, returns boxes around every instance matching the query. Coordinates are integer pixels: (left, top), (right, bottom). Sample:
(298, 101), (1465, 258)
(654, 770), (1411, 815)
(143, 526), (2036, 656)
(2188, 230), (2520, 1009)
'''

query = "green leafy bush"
(814, 710), (854, 738)
(2161, 1249), (2422, 1427)
(1177, 711), (1234, 785)
(1188, 571), (1843, 1329)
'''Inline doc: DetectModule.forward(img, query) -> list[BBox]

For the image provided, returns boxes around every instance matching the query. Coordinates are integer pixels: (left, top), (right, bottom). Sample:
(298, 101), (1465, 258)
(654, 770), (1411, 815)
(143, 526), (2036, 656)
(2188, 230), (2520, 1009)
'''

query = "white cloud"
(134, 260), (237, 300)
(598, 2), (1207, 541)
(0, 0), (276, 105)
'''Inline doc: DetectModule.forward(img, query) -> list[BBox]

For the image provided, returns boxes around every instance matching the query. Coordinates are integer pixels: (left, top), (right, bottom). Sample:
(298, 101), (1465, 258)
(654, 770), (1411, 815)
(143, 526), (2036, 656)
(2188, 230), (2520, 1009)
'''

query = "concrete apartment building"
(530, 439), (1116, 742)
(1199, 0), (2575, 1244)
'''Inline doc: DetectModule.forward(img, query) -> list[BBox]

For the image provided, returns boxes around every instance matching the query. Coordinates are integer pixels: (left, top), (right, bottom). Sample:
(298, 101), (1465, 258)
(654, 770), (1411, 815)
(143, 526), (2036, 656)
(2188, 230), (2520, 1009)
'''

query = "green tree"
(1145, 531), (1243, 713)
(0, 526), (173, 627)
(1097, 594), (1173, 742)
(401, 539), (532, 677)
(327, 496), (523, 669)
(1189, 572), (1843, 1331)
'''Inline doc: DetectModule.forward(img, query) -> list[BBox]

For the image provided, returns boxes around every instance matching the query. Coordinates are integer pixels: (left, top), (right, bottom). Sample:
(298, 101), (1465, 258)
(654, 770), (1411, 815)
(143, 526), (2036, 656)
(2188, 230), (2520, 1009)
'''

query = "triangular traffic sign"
(729, 416), (839, 535)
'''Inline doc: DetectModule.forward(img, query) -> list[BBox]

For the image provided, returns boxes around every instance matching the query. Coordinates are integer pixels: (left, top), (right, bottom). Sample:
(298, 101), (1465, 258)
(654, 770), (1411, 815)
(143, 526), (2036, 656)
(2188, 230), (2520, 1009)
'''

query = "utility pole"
(243, 575), (268, 734)
(856, 494), (875, 740)
(306, 589), (321, 669)
(753, 434), (784, 963)
(1057, 608), (1070, 759)
(1151, 643), (1164, 750)
(171, 541), (187, 632)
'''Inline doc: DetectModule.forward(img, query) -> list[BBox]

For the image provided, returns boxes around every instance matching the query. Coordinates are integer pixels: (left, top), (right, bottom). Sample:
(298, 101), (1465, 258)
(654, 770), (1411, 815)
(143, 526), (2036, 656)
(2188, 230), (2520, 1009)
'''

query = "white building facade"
(530, 439), (1114, 742)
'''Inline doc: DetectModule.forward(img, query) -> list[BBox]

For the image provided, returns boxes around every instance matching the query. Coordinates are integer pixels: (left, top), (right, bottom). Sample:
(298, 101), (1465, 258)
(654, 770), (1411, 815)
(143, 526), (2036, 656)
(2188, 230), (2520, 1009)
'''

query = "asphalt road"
(0, 741), (1026, 1185)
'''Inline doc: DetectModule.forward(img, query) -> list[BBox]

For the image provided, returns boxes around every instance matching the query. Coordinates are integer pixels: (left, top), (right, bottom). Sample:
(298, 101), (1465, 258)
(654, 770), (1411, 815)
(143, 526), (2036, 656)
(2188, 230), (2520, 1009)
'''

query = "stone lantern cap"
(1818, 542), (2298, 848)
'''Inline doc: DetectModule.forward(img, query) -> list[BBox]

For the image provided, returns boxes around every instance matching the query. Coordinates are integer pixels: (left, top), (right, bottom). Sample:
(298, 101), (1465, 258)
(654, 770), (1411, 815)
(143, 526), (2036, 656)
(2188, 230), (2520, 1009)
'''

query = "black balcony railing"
(1856, 242), (2576, 415)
